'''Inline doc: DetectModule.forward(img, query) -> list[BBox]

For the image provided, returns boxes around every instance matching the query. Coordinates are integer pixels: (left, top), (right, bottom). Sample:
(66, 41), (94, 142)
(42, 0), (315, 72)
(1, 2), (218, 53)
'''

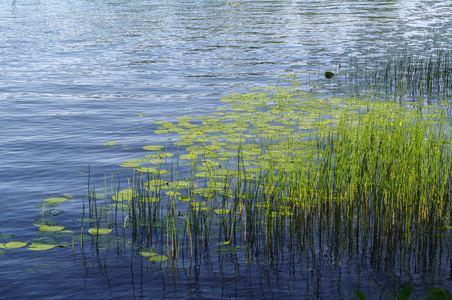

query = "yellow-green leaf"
(39, 225), (65, 232)
(5, 241), (28, 249)
(88, 228), (112, 235)
(44, 197), (67, 204)
(28, 244), (56, 251)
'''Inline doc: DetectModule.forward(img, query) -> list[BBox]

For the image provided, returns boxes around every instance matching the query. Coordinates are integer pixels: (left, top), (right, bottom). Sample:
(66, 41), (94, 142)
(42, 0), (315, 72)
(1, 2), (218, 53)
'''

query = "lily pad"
(5, 241), (28, 249)
(119, 162), (141, 168)
(28, 244), (56, 251)
(145, 179), (168, 186)
(34, 202), (57, 208)
(136, 167), (157, 173)
(139, 250), (157, 257)
(53, 230), (75, 238)
(127, 159), (149, 163)
(29, 237), (59, 245)
(179, 195), (191, 202)
(212, 246), (240, 255)
(143, 145), (164, 151)
(149, 159), (165, 164)
(0, 233), (14, 240)
(179, 154), (193, 160)
(39, 225), (65, 232)
(77, 217), (98, 223)
(88, 228), (112, 235)
(169, 181), (191, 189)
(44, 197), (68, 204)
(149, 255), (168, 262)
(103, 141), (117, 146)
(32, 219), (57, 227)
(140, 197), (160, 203)
(112, 189), (137, 201)
(73, 234), (93, 242)
(165, 190), (181, 197)
(154, 170), (168, 175)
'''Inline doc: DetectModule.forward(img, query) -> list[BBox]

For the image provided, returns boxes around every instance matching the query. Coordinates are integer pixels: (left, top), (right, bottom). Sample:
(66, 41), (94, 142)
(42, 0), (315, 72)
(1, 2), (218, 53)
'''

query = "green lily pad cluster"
(11, 72), (452, 284)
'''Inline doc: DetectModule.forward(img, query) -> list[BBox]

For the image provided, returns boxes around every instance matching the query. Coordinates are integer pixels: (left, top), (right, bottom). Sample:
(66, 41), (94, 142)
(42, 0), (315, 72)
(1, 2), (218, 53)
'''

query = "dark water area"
(1, 0), (451, 298)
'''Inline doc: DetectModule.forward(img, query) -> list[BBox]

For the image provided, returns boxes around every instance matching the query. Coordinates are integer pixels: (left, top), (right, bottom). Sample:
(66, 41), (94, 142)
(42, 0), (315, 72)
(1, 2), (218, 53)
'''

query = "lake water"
(1, 0), (451, 298)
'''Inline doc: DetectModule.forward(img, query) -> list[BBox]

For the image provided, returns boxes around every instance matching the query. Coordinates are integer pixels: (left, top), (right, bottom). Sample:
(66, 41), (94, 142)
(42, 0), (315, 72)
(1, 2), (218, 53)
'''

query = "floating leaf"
(179, 195), (191, 202)
(165, 190), (181, 197)
(139, 250), (157, 257)
(212, 246), (240, 255)
(103, 141), (117, 146)
(154, 130), (169, 134)
(77, 217), (97, 223)
(140, 197), (160, 203)
(114, 204), (130, 210)
(217, 241), (230, 246)
(90, 193), (105, 199)
(5, 241), (28, 249)
(174, 141), (194, 146)
(0, 233), (14, 240)
(154, 170), (168, 175)
(88, 228), (112, 235)
(73, 234), (93, 242)
(149, 159), (165, 164)
(136, 167), (157, 173)
(112, 189), (137, 201)
(169, 181), (191, 189)
(34, 202), (57, 208)
(30, 237), (59, 245)
(44, 197), (67, 204)
(119, 162), (141, 168)
(149, 255), (168, 262)
(127, 158), (149, 163)
(32, 218), (58, 227)
(53, 230), (75, 238)
(145, 179), (168, 186)
(143, 145), (164, 151)
(28, 244), (56, 251)
(39, 225), (65, 232)
(63, 194), (74, 199)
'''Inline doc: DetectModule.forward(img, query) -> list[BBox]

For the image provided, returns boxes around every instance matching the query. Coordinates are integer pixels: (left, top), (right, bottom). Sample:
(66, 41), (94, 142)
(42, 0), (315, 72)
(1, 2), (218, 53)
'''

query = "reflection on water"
(0, 0), (451, 298)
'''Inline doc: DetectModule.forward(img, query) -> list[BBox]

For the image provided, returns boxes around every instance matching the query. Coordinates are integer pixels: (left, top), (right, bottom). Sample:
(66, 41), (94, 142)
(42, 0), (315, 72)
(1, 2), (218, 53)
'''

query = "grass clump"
(78, 80), (452, 283)
(7, 71), (452, 298)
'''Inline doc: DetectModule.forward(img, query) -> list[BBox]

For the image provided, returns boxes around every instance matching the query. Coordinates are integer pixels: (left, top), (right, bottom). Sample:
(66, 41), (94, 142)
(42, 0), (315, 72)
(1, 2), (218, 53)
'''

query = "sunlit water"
(0, 0), (451, 298)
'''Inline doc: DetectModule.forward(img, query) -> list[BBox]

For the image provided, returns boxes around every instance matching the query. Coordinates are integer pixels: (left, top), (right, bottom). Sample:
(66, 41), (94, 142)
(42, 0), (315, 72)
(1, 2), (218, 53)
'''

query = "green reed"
(341, 50), (452, 103)
(12, 69), (452, 299)
(84, 87), (448, 281)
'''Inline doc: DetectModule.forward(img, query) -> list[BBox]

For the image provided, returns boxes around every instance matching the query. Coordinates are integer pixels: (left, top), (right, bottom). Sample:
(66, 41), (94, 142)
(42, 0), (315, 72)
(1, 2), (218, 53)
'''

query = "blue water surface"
(0, 0), (451, 298)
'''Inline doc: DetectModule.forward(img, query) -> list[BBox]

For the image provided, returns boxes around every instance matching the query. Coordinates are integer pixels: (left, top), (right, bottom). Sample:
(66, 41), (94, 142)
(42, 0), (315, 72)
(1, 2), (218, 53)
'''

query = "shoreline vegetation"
(2, 52), (452, 298)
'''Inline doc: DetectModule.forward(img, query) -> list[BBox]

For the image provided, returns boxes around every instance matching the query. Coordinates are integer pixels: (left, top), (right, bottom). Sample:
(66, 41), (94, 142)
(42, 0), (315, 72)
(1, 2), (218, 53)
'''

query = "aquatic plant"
(2, 68), (452, 298)
(74, 76), (452, 287)
(340, 50), (452, 104)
